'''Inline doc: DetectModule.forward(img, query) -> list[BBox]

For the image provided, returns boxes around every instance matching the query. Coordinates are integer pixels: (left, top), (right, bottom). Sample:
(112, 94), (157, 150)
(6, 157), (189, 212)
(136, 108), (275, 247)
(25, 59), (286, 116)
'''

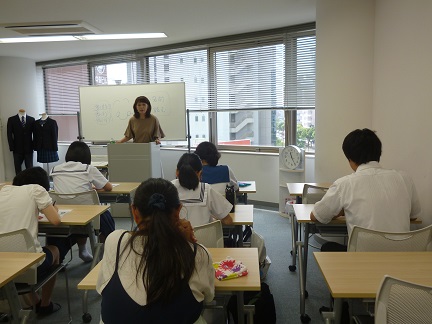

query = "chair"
(348, 225), (432, 324)
(49, 190), (103, 264)
(193, 220), (224, 248)
(375, 275), (432, 324)
(301, 184), (328, 204)
(0, 229), (71, 323)
(348, 224), (432, 252)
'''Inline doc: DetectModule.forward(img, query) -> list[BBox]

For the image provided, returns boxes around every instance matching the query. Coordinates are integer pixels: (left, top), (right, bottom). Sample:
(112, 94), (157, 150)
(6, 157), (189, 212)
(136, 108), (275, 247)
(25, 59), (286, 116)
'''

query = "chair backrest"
(49, 189), (100, 205)
(375, 275), (432, 324)
(302, 184), (327, 204)
(347, 225), (432, 252)
(49, 189), (101, 230)
(0, 229), (37, 283)
(194, 220), (224, 248)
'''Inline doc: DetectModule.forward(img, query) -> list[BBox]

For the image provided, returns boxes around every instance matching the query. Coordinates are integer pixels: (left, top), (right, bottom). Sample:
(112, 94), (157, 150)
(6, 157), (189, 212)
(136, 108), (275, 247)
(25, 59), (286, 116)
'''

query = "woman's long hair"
(126, 178), (196, 304)
(176, 153), (202, 190)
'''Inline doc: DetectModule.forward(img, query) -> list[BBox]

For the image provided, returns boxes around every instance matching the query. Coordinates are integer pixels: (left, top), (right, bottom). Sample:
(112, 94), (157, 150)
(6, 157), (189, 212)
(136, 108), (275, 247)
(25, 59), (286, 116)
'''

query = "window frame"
(38, 23), (315, 152)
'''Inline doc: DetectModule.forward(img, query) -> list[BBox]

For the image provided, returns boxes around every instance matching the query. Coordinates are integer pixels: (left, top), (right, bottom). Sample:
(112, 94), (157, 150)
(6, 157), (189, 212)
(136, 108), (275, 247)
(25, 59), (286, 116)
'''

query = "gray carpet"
(7, 207), (333, 323)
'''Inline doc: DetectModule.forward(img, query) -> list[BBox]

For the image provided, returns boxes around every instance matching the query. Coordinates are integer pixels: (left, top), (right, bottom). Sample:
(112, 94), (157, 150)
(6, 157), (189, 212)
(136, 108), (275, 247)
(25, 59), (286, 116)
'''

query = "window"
(43, 64), (90, 141)
(39, 23), (315, 150)
(210, 32), (315, 151)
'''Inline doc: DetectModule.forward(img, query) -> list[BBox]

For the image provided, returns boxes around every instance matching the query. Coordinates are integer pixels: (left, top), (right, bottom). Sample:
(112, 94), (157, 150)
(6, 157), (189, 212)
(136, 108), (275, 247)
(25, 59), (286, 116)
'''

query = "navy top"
(201, 165), (230, 184)
(101, 232), (202, 324)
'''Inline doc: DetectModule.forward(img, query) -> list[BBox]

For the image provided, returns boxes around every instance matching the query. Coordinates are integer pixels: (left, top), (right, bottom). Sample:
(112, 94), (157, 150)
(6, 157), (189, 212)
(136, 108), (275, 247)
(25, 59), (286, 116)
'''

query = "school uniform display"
(97, 230), (214, 324)
(7, 113), (35, 175)
(33, 116), (59, 163)
(172, 179), (232, 227)
(202, 164), (239, 191)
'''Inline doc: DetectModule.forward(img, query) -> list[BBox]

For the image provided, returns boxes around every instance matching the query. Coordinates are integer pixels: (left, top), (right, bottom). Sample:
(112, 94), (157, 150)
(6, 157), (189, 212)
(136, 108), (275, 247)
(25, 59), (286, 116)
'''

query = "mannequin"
(33, 113), (59, 163)
(7, 109), (35, 175)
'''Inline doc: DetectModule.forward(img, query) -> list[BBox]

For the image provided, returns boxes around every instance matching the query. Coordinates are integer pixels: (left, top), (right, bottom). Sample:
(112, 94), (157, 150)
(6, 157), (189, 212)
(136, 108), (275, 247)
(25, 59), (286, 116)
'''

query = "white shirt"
(0, 184), (52, 253)
(171, 179), (233, 227)
(312, 162), (421, 236)
(50, 161), (108, 193)
(96, 230), (215, 305)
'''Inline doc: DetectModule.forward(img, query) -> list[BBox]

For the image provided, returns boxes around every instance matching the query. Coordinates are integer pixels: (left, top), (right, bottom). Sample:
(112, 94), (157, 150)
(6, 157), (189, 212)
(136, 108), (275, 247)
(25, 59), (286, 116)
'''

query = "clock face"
(282, 146), (302, 170)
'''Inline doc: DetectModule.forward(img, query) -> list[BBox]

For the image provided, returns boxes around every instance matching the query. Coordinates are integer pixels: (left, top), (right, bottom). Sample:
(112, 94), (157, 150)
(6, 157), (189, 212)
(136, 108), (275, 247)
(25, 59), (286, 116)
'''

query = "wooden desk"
(39, 204), (109, 264)
(78, 247), (260, 324)
(0, 252), (44, 324)
(292, 204), (422, 322)
(314, 252), (432, 323)
(238, 181), (256, 204)
(97, 182), (140, 223)
(229, 204), (254, 247)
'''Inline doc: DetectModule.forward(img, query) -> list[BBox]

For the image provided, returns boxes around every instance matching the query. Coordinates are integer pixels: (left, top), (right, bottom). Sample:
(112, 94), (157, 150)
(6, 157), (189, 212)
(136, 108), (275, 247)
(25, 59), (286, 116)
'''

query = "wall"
(315, 0), (375, 182)
(316, 0), (432, 225)
(373, 0), (432, 225)
(0, 57), (40, 180)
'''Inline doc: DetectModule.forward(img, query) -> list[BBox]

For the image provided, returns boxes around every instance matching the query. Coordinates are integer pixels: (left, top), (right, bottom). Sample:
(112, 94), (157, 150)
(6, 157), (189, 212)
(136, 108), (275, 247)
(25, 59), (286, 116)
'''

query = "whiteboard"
(79, 83), (186, 141)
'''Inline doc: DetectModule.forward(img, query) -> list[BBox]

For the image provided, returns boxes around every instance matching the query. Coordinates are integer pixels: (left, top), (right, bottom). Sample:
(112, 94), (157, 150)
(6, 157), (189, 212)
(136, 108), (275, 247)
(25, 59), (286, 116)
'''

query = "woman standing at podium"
(116, 96), (165, 145)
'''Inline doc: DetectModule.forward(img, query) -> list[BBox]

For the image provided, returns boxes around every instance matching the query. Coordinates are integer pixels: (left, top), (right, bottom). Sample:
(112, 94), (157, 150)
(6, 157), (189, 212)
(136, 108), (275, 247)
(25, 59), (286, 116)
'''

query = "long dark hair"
(176, 153), (202, 190)
(133, 96), (152, 118)
(126, 178), (196, 304)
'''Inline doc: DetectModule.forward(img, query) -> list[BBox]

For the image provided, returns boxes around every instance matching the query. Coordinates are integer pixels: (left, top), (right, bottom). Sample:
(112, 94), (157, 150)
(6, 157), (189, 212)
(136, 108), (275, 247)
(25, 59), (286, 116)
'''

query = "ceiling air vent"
(0, 21), (101, 36)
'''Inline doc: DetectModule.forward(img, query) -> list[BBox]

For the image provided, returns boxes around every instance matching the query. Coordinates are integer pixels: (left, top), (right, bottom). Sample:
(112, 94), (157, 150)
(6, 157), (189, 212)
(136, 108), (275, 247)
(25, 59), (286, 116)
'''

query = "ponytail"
(176, 153), (202, 190)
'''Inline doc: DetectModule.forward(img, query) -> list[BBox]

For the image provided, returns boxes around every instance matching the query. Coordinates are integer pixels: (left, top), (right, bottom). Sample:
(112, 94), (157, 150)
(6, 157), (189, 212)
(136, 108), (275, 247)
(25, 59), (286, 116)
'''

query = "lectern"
(107, 143), (161, 182)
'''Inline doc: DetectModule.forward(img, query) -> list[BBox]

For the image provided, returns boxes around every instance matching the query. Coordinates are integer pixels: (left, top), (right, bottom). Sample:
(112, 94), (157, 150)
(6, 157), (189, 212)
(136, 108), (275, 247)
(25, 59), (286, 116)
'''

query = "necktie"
(21, 116), (25, 127)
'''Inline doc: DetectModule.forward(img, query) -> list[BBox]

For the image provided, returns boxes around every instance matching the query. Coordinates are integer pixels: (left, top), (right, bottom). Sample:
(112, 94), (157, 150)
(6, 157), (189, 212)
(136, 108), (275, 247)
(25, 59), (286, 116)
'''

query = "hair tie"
(148, 193), (166, 210)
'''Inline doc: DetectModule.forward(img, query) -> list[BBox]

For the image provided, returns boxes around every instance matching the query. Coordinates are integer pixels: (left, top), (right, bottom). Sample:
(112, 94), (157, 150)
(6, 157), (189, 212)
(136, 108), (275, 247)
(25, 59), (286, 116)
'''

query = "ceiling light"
(0, 33), (167, 44)
(76, 33), (167, 40)
(0, 35), (77, 43)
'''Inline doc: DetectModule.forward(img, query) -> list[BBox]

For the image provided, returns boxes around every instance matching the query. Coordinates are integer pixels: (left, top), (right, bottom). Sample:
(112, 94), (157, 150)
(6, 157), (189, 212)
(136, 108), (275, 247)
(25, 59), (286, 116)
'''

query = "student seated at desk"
(310, 128), (421, 251)
(194, 141), (239, 193)
(50, 141), (115, 262)
(172, 153), (233, 227)
(96, 178), (214, 324)
(0, 167), (62, 315)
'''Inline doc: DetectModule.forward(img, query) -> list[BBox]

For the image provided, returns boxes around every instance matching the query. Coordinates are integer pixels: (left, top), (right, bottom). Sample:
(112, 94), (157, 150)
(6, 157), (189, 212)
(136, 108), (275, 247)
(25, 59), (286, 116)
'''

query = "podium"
(107, 143), (161, 182)
(107, 143), (161, 218)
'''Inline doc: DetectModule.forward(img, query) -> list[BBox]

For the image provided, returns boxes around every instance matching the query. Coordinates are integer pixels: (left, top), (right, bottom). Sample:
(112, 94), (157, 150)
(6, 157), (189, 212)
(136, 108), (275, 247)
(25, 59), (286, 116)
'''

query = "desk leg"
(243, 193), (248, 205)
(2, 282), (30, 324)
(289, 214), (298, 271)
(332, 298), (342, 324)
(236, 291), (245, 324)
(298, 223), (311, 322)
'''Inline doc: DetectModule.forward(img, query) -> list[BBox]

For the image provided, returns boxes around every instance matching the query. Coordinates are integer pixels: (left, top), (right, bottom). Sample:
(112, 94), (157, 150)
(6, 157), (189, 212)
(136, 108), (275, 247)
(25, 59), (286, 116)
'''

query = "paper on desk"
(111, 183), (120, 187)
(38, 209), (71, 222)
(213, 257), (248, 281)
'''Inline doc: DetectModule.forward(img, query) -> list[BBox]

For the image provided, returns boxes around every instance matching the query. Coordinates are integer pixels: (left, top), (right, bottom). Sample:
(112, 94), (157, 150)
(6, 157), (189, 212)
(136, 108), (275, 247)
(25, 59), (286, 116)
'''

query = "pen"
(53, 200), (56, 206)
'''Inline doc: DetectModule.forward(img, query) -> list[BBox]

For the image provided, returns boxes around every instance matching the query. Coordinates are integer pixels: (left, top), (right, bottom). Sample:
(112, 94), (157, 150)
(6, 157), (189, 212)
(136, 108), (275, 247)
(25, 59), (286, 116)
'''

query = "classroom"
(1, 0), (432, 323)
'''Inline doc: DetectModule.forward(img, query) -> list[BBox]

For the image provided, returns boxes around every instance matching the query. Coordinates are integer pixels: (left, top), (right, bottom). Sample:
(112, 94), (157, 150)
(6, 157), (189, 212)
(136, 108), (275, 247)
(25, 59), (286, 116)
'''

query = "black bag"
(227, 282), (276, 324)
(225, 184), (236, 212)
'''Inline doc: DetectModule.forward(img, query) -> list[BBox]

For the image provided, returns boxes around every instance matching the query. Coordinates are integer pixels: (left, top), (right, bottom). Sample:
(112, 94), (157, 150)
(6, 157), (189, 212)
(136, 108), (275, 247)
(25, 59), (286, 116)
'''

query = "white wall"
(315, 0), (375, 182)
(373, 0), (432, 225)
(0, 57), (40, 181)
(316, 0), (432, 225)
